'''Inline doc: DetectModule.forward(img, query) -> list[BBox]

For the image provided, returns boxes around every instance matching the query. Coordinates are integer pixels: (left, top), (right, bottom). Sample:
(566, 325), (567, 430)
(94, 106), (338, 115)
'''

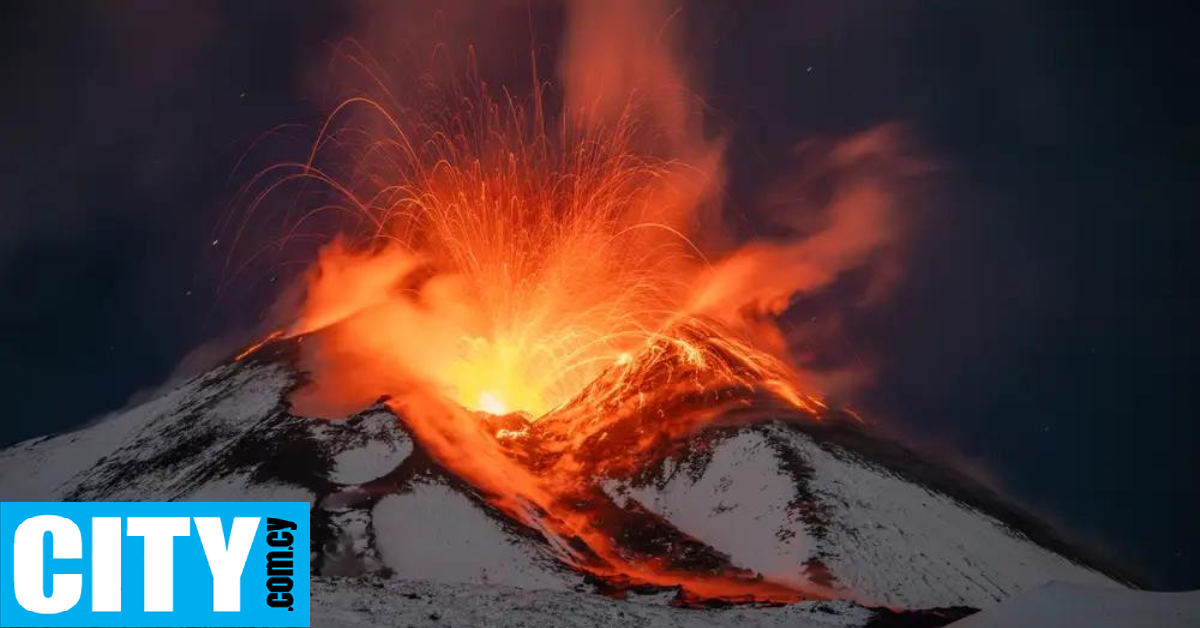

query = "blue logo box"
(0, 502), (309, 627)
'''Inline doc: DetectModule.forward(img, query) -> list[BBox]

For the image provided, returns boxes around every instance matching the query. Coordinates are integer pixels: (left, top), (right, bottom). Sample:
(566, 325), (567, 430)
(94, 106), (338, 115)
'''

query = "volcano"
(0, 335), (1131, 627)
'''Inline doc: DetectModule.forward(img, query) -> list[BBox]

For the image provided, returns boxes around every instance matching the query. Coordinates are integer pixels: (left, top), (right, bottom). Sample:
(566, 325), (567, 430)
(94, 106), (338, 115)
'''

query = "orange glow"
(277, 94), (744, 418)
(233, 1), (918, 606)
(234, 330), (282, 362)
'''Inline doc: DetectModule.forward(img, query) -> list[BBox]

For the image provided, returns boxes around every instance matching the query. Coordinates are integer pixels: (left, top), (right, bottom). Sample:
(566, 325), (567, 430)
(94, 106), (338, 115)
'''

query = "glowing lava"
(230, 0), (917, 607)
(271, 88), (778, 421)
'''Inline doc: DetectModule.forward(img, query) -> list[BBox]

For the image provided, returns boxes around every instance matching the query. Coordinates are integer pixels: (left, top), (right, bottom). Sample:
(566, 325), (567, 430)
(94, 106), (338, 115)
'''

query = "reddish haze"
(236, 1), (923, 605)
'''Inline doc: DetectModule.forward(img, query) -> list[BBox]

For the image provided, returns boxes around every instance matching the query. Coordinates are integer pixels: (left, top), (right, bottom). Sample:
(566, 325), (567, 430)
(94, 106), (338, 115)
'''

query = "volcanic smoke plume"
(226, 0), (925, 605)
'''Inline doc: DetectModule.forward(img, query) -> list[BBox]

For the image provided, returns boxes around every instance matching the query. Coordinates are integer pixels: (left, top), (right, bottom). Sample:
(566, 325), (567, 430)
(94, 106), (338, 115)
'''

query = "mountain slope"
(0, 342), (1130, 625)
(603, 424), (1116, 608)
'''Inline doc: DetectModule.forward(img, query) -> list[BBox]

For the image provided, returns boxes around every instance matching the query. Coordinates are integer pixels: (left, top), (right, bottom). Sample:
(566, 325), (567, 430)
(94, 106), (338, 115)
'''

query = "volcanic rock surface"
(0, 339), (1130, 627)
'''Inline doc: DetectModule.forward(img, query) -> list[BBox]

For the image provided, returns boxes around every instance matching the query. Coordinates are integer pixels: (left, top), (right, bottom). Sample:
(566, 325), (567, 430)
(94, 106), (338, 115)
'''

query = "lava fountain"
(227, 0), (920, 606)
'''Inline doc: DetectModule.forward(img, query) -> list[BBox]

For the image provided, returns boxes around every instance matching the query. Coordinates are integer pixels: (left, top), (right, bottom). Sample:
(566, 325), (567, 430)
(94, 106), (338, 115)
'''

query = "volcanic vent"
(0, 334), (1127, 626)
(209, 23), (937, 607)
(0, 4), (1137, 626)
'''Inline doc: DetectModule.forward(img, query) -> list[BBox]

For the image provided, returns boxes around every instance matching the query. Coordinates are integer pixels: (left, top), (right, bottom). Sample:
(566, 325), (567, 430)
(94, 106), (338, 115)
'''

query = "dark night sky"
(1, 0), (1195, 590)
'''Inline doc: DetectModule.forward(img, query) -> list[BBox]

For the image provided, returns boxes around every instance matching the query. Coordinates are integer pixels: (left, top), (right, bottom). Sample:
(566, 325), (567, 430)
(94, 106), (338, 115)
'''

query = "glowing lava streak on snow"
(231, 0), (918, 606)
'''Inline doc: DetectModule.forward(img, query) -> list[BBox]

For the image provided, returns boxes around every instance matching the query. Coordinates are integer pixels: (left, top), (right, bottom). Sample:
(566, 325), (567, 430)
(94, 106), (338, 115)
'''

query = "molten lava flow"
(273, 93), (740, 420)
(248, 87), (828, 600)
(231, 1), (918, 606)
(234, 330), (282, 362)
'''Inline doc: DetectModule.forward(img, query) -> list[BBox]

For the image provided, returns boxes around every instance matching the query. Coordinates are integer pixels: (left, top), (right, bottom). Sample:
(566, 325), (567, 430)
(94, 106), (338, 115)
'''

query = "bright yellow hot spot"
(477, 392), (509, 416)
(444, 337), (555, 417)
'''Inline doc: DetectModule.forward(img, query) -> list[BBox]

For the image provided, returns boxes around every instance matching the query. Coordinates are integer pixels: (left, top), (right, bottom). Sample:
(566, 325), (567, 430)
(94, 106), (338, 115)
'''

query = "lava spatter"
(228, 1), (917, 606)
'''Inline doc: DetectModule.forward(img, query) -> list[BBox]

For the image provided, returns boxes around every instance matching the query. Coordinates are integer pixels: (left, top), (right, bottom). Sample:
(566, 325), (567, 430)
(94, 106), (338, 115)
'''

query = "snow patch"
(767, 424), (1118, 608)
(947, 580), (1200, 628)
(0, 363), (294, 501)
(311, 576), (873, 628)
(178, 474), (313, 504)
(331, 439), (413, 485)
(373, 481), (578, 591)
(608, 430), (817, 588)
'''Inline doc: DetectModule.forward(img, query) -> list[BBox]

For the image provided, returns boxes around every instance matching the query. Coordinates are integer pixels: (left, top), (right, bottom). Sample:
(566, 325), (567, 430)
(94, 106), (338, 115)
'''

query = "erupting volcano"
(250, 80), (843, 605)
(0, 2), (1132, 624)
(0, 2), (1185, 624)
(218, 1), (919, 606)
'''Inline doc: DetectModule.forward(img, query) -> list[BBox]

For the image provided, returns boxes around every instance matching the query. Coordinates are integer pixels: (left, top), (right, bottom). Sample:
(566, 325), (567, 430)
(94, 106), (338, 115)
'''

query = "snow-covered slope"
(0, 358), (574, 592)
(372, 481), (576, 589)
(309, 576), (876, 628)
(945, 581), (1200, 628)
(0, 345), (1137, 626)
(0, 362), (306, 503)
(604, 424), (1116, 608)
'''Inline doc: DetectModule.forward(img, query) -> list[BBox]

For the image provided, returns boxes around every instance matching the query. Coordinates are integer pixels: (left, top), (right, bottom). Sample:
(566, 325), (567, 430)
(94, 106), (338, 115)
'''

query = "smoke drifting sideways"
(216, 6), (942, 606)
(221, 0), (933, 422)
